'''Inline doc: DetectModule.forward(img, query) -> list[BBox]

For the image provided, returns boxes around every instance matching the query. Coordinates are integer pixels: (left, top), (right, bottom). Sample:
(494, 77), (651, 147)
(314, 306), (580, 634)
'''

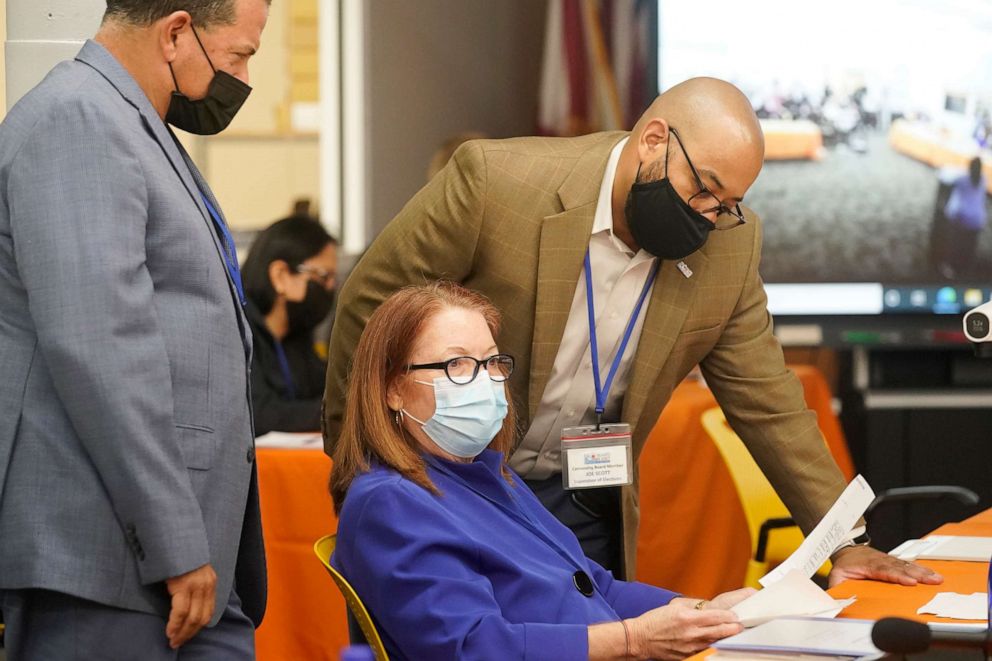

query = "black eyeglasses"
(668, 127), (746, 231)
(407, 354), (515, 385)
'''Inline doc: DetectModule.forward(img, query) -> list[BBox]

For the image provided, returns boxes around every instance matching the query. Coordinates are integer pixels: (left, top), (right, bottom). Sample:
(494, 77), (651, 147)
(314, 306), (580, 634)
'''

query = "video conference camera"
(964, 300), (992, 358)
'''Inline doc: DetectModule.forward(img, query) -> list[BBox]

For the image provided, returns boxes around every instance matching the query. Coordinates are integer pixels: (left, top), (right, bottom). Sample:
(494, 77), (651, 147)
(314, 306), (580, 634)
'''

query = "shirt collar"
(591, 137), (636, 256)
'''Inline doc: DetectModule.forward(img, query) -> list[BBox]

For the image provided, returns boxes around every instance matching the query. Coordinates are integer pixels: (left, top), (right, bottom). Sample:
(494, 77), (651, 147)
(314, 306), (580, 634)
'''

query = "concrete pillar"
(6, 0), (104, 110)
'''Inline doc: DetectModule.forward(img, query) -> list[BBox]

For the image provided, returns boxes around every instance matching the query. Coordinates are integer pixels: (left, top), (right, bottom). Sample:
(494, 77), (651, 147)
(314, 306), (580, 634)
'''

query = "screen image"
(659, 0), (992, 315)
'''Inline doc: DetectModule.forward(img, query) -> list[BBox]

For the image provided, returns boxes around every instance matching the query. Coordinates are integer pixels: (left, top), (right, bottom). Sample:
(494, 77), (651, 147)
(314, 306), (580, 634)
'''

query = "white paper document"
(760, 475), (875, 587)
(713, 617), (881, 657)
(254, 431), (323, 448)
(732, 569), (856, 628)
(917, 592), (990, 621)
(890, 535), (992, 562)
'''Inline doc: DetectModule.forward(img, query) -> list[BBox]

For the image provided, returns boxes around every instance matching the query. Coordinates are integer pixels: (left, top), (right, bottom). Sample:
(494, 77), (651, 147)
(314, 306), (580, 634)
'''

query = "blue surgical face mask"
(403, 374), (508, 459)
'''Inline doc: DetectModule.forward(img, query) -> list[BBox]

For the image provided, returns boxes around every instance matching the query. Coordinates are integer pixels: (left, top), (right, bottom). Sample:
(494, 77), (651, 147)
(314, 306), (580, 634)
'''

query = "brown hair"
(330, 281), (518, 514)
(103, 0), (270, 28)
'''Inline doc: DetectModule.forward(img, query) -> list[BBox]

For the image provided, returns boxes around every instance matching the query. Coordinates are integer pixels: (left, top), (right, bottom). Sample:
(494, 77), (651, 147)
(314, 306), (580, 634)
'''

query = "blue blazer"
(333, 450), (677, 660)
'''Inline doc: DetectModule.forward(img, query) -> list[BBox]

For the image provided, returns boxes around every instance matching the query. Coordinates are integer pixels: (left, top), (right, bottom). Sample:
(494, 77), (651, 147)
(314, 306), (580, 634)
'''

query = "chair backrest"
(700, 407), (813, 585)
(313, 534), (390, 661)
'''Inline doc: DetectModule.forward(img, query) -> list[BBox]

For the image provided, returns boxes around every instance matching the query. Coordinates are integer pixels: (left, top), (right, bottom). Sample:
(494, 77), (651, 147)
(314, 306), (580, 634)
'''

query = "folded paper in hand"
(732, 569), (856, 628)
(760, 475), (875, 588)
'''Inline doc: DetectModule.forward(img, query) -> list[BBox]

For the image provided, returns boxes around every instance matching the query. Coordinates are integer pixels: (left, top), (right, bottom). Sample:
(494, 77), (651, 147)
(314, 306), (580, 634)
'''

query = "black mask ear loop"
(663, 127), (673, 179)
(189, 24), (218, 73)
(168, 24), (217, 93)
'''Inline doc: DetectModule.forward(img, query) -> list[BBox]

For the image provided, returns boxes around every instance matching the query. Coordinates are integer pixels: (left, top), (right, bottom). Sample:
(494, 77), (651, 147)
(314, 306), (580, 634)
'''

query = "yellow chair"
(700, 407), (830, 588)
(313, 534), (390, 661)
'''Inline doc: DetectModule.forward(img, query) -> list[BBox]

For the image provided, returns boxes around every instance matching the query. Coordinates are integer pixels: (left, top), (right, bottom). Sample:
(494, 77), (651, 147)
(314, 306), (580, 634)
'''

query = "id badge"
(560, 423), (633, 490)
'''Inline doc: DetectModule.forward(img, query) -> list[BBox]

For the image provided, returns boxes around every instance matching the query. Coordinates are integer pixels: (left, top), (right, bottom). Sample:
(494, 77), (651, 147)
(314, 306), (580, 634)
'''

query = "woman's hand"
(626, 600), (743, 660)
(703, 587), (757, 611)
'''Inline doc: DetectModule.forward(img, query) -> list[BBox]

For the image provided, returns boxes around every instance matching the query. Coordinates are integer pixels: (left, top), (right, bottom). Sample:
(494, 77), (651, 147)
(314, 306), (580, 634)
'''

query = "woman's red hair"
(330, 281), (518, 513)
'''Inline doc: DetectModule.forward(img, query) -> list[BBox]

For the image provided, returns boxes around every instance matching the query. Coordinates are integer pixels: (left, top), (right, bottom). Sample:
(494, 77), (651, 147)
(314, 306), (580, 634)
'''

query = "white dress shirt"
(510, 138), (659, 480)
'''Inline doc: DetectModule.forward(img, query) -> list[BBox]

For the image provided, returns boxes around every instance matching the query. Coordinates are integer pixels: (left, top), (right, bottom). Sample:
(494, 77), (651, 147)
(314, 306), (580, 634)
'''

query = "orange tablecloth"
(690, 508), (991, 659)
(635, 365), (855, 598)
(760, 119), (824, 160)
(832, 507), (992, 624)
(255, 448), (347, 661)
(889, 119), (992, 194)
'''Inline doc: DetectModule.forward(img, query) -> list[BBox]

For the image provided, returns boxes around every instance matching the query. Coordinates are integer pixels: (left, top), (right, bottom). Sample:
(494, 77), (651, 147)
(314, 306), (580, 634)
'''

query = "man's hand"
(165, 563), (217, 649)
(828, 545), (943, 588)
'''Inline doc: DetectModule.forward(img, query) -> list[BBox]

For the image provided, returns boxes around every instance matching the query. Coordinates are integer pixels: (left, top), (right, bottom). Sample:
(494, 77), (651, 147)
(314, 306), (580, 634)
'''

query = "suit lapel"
(75, 42), (214, 229)
(621, 249), (708, 427)
(528, 205), (595, 418)
(75, 41), (250, 340)
(527, 133), (628, 419)
(174, 141), (252, 332)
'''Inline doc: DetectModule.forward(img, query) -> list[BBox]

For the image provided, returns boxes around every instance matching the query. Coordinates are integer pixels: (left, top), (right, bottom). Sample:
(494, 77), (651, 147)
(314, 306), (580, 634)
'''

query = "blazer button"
(246, 447), (255, 464)
(572, 570), (594, 597)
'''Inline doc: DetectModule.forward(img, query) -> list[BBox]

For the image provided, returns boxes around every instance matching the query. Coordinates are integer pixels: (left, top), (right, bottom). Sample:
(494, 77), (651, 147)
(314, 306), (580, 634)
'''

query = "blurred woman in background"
(241, 215), (337, 435)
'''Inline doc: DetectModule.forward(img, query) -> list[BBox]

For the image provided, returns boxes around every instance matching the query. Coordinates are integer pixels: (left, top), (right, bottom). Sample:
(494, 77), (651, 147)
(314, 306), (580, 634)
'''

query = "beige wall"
(191, 0), (320, 231)
(1, 4), (7, 114)
(366, 0), (548, 238)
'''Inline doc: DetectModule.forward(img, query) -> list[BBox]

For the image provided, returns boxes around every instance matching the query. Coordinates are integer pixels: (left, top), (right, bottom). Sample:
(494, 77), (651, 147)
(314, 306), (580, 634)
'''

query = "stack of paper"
(713, 617), (881, 657)
(890, 536), (992, 562)
(732, 570), (856, 628)
(254, 431), (323, 448)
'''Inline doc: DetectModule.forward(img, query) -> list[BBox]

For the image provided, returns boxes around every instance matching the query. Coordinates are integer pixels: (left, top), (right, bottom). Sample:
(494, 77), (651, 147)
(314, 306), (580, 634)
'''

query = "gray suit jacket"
(0, 41), (266, 626)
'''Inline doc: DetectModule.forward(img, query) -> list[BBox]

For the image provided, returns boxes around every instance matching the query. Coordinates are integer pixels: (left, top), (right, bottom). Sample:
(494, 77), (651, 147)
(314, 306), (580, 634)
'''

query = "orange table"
(690, 508), (991, 659)
(255, 448), (347, 661)
(760, 119), (824, 161)
(832, 507), (991, 625)
(889, 119), (992, 195)
(635, 365), (855, 599)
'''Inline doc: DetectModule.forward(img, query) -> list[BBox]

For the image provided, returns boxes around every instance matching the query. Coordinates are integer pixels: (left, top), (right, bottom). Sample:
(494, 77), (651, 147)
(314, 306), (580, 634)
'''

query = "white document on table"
(760, 474), (875, 588)
(254, 431), (323, 448)
(713, 616), (881, 657)
(917, 592), (990, 621)
(732, 569), (856, 628)
(890, 535), (992, 562)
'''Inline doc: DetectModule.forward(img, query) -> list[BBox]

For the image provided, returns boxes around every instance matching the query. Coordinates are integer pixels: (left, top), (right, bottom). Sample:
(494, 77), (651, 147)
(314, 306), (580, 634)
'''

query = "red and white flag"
(538, 0), (654, 136)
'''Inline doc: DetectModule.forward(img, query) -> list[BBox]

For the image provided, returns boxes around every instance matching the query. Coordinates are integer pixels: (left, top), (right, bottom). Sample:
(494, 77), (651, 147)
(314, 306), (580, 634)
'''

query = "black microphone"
(871, 617), (990, 655)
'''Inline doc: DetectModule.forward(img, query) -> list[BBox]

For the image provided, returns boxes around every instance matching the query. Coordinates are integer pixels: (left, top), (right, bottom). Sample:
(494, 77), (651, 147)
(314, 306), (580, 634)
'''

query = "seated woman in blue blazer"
(330, 282), (752, 660)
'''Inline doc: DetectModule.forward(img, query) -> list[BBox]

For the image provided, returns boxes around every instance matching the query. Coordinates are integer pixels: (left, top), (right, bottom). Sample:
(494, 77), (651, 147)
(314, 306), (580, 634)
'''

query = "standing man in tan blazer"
(324, 77), (939, 588)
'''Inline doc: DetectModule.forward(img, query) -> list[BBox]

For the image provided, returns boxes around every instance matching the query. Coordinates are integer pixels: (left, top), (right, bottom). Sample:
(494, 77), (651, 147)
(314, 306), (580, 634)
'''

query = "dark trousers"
(0, 586), (254, 661)
(525, 474), (624, 579)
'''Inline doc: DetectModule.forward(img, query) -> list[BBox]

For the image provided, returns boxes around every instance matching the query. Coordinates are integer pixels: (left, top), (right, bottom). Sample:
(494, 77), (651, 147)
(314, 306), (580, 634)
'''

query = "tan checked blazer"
(324, 132), (847, 578)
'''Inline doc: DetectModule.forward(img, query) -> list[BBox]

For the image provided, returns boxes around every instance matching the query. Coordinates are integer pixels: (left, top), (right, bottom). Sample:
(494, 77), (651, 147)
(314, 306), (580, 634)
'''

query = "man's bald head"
(610, 77), (765, 252)
(633, 77), (763, 155)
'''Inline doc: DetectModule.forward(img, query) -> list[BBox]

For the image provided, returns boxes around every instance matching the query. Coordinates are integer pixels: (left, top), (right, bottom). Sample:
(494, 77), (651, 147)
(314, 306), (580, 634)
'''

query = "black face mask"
(166, 26), (252, 135)
(287, 281), (335, 337)
(624, 139), (715, 261)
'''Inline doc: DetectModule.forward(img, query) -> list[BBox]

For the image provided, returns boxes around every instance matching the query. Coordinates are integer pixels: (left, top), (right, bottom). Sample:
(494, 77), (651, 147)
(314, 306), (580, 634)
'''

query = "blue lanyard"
(584, 249), (660, 425)
(199, 193), (246, 307)
(272, 339), (297, 400)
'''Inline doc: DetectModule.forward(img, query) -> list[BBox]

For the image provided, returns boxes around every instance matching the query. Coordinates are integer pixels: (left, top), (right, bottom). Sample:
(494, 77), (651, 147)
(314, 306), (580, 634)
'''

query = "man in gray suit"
(0, 1), (270, 657)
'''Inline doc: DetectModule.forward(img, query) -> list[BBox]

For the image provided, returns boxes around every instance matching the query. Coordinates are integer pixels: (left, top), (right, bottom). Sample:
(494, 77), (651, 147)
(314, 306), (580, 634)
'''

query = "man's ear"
(157, 11), (192, 63)
(639, 117), (670, 159)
